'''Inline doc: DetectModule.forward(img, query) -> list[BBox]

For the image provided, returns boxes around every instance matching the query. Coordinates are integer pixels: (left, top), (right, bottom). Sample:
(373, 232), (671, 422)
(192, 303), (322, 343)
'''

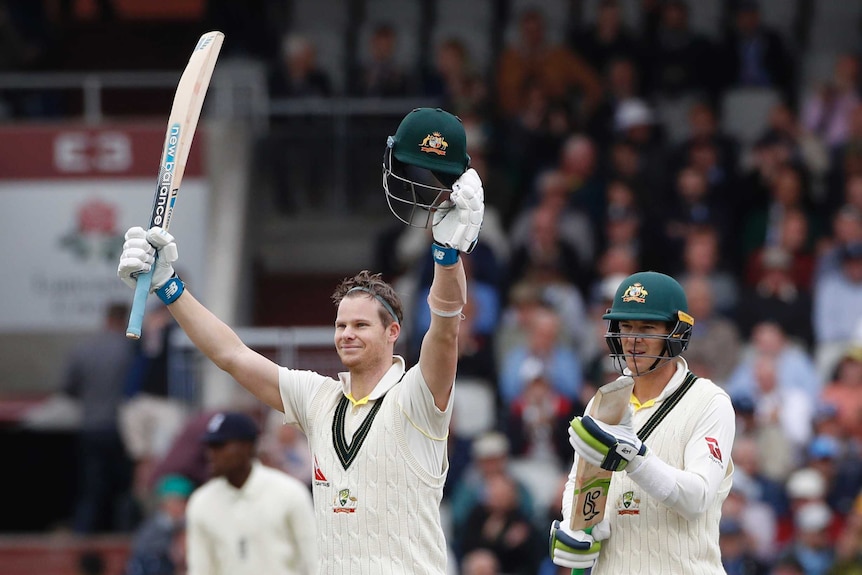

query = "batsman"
(549, 272), (736, 574)
(117, 107), (484, 574)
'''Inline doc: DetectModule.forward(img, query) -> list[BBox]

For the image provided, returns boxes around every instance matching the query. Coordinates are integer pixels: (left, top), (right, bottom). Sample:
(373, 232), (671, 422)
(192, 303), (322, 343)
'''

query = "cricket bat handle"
(126, 260), (156, 339)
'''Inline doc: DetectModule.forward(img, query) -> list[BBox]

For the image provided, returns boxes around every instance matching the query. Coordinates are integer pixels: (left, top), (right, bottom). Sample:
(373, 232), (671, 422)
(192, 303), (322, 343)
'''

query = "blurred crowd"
(12, 0), (862, 574)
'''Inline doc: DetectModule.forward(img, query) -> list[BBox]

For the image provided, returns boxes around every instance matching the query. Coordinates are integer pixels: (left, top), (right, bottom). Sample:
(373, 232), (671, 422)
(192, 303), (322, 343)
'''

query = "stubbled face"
(618, 319), (672, 374)
(334, 295), (395, 369)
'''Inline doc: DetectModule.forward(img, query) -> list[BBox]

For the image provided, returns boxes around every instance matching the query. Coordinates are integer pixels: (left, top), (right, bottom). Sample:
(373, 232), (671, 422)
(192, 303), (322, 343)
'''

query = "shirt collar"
(338, 356), (406, 405)
(629, 358), (689, 410)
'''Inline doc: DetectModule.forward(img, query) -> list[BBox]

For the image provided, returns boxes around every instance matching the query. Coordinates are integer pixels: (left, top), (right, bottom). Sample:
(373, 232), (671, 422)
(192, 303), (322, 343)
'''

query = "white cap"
(786, 468), (826, 500)
(615, 99), (655, 132)
(794, 501), (832, 533)
(472, 431), (510, 459)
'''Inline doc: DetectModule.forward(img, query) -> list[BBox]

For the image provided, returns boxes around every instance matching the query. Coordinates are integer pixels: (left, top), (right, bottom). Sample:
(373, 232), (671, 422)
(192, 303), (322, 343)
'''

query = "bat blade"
(569, 376), (634, 532)
(126, 30), (224, 339)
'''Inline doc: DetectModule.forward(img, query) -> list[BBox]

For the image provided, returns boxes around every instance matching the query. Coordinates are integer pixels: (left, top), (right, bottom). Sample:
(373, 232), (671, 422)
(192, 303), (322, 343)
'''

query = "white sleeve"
(277, 367), (329, 433)
(397, 365), (453, 476)
(627, 393), (736, 520)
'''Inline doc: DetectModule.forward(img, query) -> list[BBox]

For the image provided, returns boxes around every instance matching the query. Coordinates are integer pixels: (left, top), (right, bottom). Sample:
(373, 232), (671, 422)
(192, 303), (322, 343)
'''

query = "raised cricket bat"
(126, 30), (224, 339)
(568, 376), (635, 573)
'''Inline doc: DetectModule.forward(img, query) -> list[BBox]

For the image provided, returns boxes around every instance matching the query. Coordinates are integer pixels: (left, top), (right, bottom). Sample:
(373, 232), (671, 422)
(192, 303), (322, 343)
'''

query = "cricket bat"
(569, 376), (634, 574)
(126, 30), (224, 339)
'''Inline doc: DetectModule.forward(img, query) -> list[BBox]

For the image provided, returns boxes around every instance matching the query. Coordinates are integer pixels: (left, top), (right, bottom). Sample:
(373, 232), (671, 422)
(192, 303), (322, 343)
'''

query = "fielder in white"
(549, 271), (736, 574)
(118, 108), (484, 575)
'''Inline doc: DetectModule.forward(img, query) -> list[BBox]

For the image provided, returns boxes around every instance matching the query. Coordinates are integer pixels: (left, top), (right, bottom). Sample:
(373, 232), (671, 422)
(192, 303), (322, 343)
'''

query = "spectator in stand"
(506, 201), (590, 296)
(448, 431), (536, 554)
(726, 321), (820, 402)
(776, 501), (836, 575)
(680, 275), (743, 384)
(815, 205), (862, 278)
(349, 23), (415, 96)
(509, 168), (596, 280)
(674, 226), (739, 315)
(497, 306), (583, 408)
(125, 474), (194, 575)
(496, 7), (603, 123)
(257, 409), (312, 486)
(421, 37), (488, 118)
(660, 167), (733, 270)
(612, 98), (669, 203)
(120, 304), (188, 510)
(732, 434), (789, 539)
(741, 163), (820, 264)
(557, 133), (606, 226)
(267, 33), (332, 98)
(735, 245), (814, 350)
(813, 241), (862, 379)
(460, 473), (543, 575)
(62, 302), (137, 534)
(460, 548), (501, 575)
(827, 104), (862, 213)
(505, 357), (582, 469)
(569, 0), (640, 76)
(719, 517), (770, 575)
(588, 56), (643, 150)
(642, 0), (716, 98)
(802, 53), (861, 149)
(745, 208), (816, 293)
(716, 0), (794, 103)
(820, 345), (862, 444)
(671, 100), (740, 186)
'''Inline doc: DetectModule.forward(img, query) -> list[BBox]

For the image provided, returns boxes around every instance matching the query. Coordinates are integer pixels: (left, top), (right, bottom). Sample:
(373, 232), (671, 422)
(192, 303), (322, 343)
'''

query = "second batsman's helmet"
(382, 107), (470, 227)
(603, 271), (695, 375)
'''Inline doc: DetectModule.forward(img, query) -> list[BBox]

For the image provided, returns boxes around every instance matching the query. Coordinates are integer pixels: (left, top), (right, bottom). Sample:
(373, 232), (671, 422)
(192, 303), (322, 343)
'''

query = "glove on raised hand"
(432, 168), (484, 253)
(569, 405), (646, 472)
(549, 519), (611, 569)
(117, 226), (178, 292)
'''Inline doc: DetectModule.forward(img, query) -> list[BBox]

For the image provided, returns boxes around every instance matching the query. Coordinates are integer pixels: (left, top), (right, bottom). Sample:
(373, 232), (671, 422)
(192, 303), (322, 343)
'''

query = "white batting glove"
(569, 405), (646, 472)
(117, 226), (178, 292)
(549, 519), (611, 569)
(432, 168), (484, 253)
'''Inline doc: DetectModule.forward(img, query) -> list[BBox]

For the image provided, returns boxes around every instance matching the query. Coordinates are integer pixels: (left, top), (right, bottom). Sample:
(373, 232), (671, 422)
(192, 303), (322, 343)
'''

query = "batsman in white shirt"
(118, 107), (484, 575)
(549, 271), (736, 574)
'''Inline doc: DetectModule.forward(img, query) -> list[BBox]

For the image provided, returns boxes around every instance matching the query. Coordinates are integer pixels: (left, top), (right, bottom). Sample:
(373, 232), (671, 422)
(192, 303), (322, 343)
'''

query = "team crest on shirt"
(419, 132), (448, 156)
(621, 282), (648, 303)
(333, 488), (358, 513)
(313, 456), (330, 487)
(617, 491), (641, 515)
(705, 437), (723, 464)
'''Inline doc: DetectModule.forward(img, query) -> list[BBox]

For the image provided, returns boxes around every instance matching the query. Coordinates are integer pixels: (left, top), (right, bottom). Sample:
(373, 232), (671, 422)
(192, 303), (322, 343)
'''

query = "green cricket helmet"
(603, 271), (695, 375)
(382, 107), (470, 227)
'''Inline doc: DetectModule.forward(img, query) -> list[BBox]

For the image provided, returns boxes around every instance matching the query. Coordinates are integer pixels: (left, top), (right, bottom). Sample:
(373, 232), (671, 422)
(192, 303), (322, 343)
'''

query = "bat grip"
(571, 525), (594, 575)
(126, 265), (155, 339)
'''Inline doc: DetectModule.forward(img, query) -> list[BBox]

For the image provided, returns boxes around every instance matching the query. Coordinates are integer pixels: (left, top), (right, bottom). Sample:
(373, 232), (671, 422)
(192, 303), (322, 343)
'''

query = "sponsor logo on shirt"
(313, 456), (330, 487)
(705, 437), (723, 463)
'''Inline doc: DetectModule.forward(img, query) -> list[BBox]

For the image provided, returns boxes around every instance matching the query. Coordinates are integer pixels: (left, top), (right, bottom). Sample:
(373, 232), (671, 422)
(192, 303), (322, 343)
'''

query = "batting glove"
(549, 519), (610, 569)
(569, 406), (646, 472)
(117, 226), (178, 292)
(432, 168), (484, 253)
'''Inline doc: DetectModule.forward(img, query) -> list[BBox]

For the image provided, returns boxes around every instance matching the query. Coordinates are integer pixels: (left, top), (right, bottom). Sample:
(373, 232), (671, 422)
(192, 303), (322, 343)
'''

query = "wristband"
(155, 275), (185, 305)
(431, 243), (459, 266)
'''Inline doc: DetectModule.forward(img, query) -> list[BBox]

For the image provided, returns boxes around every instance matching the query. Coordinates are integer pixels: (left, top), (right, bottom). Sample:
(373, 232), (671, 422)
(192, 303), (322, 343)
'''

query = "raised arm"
(419, 168), (484, 409)
(118, 227), (283, 412)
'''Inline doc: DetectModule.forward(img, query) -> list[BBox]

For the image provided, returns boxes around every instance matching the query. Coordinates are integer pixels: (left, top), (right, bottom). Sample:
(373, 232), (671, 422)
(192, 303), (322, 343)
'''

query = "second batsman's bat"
(569, 376), (634, 574)
(126, 30), (224, 339)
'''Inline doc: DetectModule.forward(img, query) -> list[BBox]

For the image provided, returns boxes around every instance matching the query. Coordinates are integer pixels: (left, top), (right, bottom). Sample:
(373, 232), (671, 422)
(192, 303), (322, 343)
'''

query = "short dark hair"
(331, 270), (404, 326)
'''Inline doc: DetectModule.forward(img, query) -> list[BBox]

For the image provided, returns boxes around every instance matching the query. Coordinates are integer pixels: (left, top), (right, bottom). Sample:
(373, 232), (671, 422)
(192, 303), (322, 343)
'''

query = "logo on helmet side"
(621, 282), (648, 303)
(419, 132), (449, 156)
